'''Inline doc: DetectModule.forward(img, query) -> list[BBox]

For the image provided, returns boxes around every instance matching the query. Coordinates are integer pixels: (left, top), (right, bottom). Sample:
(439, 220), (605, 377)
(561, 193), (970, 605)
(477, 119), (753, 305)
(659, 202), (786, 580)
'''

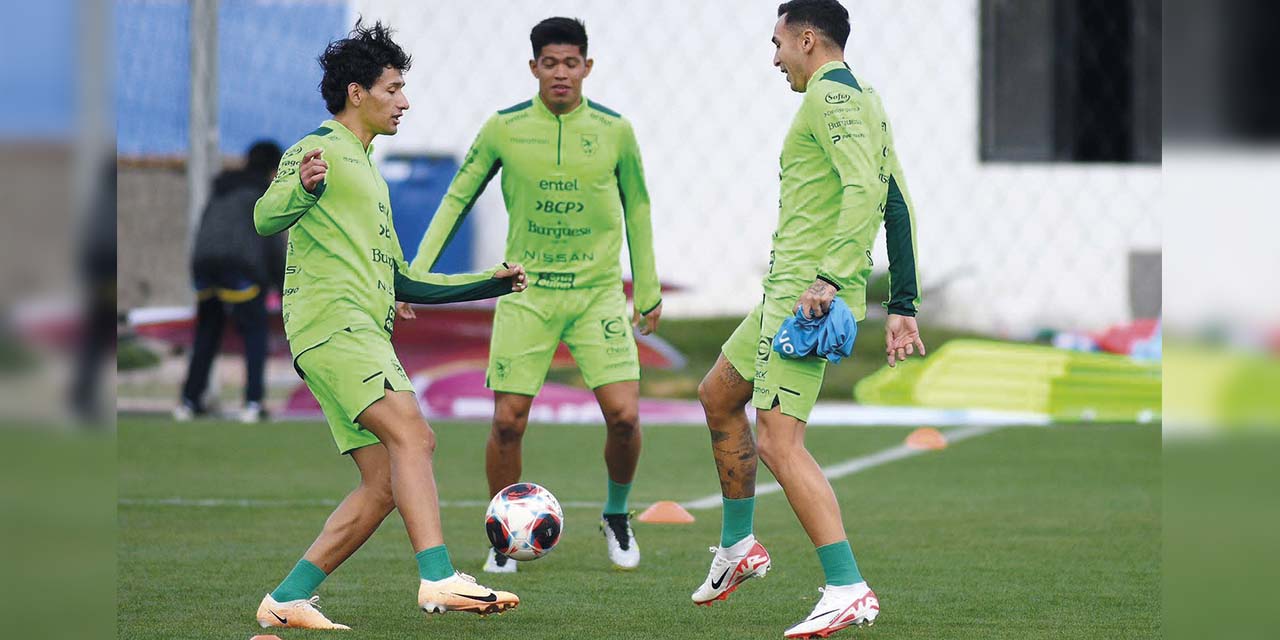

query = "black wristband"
(816, 275), (842, 291)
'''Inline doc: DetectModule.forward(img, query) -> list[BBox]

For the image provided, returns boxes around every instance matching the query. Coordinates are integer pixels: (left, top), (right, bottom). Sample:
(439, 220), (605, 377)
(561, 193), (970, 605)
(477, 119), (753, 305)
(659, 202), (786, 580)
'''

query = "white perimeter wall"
(357, 0), (1160, 335)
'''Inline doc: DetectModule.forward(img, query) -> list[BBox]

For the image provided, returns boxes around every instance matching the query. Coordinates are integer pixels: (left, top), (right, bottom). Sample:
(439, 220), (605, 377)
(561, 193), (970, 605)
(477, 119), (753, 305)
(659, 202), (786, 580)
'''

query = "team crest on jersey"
(580, 133), (598, 156)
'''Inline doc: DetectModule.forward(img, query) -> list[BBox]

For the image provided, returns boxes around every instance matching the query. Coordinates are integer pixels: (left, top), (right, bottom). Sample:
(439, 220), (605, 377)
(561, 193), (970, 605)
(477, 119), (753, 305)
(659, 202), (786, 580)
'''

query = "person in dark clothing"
(175, 140), (285, 423)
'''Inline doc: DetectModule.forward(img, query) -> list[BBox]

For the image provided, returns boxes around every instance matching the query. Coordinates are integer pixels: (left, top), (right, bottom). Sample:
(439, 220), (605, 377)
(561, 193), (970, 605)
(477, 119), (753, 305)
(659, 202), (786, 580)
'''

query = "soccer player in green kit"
(689, 2), (925, 638)
(410, 17), (661, 574)
(250, 21), (527, 630)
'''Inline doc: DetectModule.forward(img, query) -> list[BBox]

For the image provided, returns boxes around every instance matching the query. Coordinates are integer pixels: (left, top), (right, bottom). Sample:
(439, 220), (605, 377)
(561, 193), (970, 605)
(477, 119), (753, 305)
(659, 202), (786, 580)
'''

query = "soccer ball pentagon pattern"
(485, 482), (564, 561)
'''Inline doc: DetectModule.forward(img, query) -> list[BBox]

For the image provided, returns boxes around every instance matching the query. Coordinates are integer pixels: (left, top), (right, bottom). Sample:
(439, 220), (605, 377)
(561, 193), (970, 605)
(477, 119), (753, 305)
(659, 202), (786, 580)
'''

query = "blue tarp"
(384, 155), (475, 275)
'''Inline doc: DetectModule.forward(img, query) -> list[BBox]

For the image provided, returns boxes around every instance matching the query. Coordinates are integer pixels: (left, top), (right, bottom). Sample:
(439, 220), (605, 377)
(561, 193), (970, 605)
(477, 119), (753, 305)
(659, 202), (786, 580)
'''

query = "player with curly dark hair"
(250, 19), (526, 630)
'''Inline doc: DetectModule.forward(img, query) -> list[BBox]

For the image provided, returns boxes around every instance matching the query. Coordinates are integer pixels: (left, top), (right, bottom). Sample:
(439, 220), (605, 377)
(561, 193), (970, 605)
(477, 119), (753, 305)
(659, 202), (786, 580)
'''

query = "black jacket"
(191, 170), (285, 289)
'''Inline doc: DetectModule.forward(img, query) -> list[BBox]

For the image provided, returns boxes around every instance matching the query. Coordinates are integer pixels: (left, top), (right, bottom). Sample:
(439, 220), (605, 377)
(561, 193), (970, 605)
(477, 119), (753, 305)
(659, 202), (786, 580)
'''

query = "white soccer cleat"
(782, 582), (879, 639)
(255, 593), (350, 630)
(691, 535), (771, 605)
(483, 547), (518, 574)
(417, 571), (519, 615)
(600, 513), (640, 569)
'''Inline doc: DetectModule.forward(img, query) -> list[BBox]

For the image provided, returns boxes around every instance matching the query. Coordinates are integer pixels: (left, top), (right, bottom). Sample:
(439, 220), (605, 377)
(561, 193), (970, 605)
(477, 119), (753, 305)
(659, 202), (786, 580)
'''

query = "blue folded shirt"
(772, 297), (858, 364)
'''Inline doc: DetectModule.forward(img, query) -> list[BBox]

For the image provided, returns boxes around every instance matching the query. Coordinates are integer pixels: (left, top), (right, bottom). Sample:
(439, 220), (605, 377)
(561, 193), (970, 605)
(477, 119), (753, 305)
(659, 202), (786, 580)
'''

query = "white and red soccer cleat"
(782, 582), (879, 639)
(691, 535), (771, 605)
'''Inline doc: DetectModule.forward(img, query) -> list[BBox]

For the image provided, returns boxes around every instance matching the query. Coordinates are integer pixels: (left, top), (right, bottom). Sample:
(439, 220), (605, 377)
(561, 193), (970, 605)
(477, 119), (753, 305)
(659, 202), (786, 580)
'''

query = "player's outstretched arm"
(393, 262), (527, 305)
(254, 146), (327, 236)
(410, 116), (502, 275)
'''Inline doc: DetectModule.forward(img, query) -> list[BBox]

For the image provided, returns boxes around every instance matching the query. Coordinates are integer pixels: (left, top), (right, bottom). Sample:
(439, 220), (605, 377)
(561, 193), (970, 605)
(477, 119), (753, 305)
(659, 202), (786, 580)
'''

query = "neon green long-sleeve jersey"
(771, 60), (921, 319)
(410, 95), (661, 315)
(254, 119), (512, 355)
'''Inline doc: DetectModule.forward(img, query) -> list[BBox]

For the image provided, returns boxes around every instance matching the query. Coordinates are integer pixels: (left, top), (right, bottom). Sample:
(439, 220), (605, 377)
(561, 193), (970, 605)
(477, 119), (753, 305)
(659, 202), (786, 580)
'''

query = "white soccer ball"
(485, 482), (564, 561)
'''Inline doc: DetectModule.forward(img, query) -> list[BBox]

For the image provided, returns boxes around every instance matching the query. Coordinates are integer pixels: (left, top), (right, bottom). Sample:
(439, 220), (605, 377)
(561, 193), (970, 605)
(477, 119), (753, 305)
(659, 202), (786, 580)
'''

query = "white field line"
(119, 425), (1004, 511)
(680, 424), (1004, 510)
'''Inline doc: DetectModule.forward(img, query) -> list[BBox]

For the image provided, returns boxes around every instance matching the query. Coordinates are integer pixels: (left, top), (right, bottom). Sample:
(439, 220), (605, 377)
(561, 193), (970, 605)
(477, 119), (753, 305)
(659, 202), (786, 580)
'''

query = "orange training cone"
(637, 500), (696, 524)
(251, 636), (284, 640)
(904, 427), (948, 451)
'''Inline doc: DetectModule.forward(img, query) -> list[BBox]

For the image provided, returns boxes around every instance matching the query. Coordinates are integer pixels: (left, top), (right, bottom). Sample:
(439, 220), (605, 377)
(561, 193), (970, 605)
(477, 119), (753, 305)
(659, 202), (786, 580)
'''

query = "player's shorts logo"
(602, 317), (626, 340)
(825, 91), (852, 104)
(580, 133), (598, 156)
(494, 358), (511, 380)
(756, 337), (772, 362)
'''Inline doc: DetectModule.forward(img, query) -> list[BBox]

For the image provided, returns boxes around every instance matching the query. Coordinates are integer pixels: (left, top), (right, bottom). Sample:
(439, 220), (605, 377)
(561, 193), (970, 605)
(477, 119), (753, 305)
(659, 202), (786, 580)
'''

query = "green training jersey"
(254, 119), (512, 355)
(410, 95), (662, 315)
(770, 60), (921, 320)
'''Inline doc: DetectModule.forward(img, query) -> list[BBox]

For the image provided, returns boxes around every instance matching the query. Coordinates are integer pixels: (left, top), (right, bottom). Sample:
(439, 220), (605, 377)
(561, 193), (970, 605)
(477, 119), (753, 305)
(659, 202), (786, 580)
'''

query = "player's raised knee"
(698, 376), (737, 418)
(380, 416), (435, 456)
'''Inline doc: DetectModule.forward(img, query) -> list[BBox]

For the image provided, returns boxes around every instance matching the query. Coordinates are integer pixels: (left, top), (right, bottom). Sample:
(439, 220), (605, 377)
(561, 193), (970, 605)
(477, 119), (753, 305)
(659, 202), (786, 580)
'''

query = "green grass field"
(118, 417), (1159, 639)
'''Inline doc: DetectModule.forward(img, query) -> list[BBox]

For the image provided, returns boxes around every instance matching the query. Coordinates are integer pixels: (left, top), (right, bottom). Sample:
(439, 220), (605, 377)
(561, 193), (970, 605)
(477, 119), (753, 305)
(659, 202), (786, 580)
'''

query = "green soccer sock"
(816, 540), (863, 587)
(270, 559), (328, 602)
(720, 496), (755, 548)
(603, 478), (632, 516)
(416, 545), (455, 582)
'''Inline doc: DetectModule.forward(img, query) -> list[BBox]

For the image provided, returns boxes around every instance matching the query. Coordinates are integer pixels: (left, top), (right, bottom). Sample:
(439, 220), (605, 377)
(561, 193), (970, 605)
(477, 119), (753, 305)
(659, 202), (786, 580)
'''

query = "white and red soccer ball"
(485, 482), (564, 561)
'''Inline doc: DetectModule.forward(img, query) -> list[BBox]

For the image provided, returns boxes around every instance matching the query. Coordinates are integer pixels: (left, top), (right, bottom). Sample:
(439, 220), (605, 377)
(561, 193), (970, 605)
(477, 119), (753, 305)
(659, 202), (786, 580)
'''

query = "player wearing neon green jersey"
(249, 21), (526, 631)
(410, 17), (660, 573)
(690, 3), (926, 638)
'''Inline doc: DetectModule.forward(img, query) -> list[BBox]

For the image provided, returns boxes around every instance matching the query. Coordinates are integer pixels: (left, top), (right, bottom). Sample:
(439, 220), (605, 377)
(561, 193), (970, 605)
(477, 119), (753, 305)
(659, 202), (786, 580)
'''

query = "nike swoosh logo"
(270, 611), (288, 624)
(807, 608), (839, 622)
(451, 592), (498, 603)
(710, 567), (731, 590)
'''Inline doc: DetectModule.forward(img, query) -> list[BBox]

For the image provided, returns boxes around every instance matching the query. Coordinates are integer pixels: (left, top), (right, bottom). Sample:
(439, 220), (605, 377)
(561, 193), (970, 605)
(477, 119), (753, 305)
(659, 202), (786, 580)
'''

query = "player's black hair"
(777, 0), (851, 49)
(530, 17), (588, 58)
(245, 140), (283, 176)
(317, 18), (412, 115)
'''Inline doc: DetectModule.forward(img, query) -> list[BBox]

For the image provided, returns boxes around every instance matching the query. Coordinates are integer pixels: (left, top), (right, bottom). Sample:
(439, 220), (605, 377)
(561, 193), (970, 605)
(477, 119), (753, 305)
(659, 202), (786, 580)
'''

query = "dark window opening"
(982, 0), (1160, 163)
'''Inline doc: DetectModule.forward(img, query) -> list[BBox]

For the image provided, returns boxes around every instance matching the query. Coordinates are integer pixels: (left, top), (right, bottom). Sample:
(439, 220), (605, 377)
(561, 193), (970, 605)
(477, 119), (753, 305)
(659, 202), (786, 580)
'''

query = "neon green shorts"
(293, 327), (414, 454)
(722, 295), (827, 423)
(487, 284), (639, 395)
